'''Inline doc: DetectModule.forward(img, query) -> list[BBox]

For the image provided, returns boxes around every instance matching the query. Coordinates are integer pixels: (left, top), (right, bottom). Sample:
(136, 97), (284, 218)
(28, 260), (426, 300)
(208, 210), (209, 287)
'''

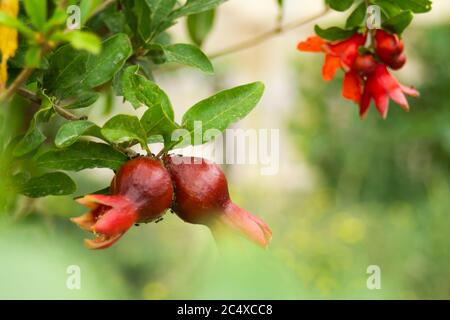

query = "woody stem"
(0, 68), (34, 103)
(209, 7), (331, 59)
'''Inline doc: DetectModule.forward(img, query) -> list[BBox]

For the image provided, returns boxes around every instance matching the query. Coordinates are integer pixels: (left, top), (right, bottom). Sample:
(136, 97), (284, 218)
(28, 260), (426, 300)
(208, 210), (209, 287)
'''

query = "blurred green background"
(0, 22), (449, 299)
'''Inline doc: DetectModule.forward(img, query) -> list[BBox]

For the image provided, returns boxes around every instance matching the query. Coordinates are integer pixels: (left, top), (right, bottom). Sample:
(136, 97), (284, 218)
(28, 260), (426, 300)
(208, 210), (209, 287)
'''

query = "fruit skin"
(111, 157), (174, 222)
(375, 30), (406, 70)
(164, 155), (272, 248)
(71, 157), (173, 249)
(353, 54), (377, 76)
(389, 53), (407, 70)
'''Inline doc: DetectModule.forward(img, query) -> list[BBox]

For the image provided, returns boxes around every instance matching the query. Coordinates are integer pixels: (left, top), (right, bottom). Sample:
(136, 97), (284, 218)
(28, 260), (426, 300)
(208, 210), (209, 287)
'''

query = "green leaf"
(395, 0), (432, 13)
(64, 92), (100, 109)
(13, 128), (46, 157)
(44, 45), (90, 99)
(346, 2), (367, 29)
(382, 10), (414, 35)
(43, 7), (67, 33)
(101, 114), (148, 146)
(55, 120), (98, 148)
(181, 82), (265, 145)
(120, 65), (142, 108)
(23, 0), (47, 30)
(45, 33), (132, 99)
(87, 186), (110, 195)
(13, 98), (54, 157)
(122, 66), (179, 142)
(187, 9), (216, 46)
(36, 141), (128, 171)
(372, 0), (402, 18)
(162, 43), (214, 74)
(314, 25), (356, 41)
(18, 172), (76, 198)
(326, 0), (354, 12)
(146, 0), (177, 36)
(141, 102), (179, 144)
(120, 66), (179, 143)
(170, 0), (226, 19)
(0, 12), (34, 37)
(57, 31), (102, 54)
(80, 0), (103, 24)
(83, 33), (133, 87)
(24, 46), (42, 68)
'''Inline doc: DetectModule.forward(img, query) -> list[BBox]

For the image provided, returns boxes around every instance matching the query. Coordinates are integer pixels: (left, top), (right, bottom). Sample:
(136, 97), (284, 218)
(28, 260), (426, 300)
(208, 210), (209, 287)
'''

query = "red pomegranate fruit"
(164, 155), (272, 248)
(71, 157), (173, 249)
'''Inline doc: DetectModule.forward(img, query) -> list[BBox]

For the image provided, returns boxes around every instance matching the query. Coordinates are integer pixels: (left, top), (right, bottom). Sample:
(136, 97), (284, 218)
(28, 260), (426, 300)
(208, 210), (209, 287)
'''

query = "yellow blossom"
(0, 0), (19, 91)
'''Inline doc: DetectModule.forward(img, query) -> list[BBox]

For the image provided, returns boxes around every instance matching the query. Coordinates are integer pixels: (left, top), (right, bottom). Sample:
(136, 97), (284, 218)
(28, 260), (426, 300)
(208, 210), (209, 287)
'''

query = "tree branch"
(208, 7), (331, 59)
(17, 87), (40, 104)
(53, 103), (88, 121)
(0, 68), (34, 103)
(91, 0), (117, 18)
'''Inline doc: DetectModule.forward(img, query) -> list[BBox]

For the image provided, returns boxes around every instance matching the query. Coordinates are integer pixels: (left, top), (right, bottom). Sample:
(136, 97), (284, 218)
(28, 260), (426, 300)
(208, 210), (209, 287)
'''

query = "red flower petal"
(360, 86), (372, 118)
(72, 194), (138, 250)
(326, 34), (366, 70)
(297, 36), (325, 52)
(400, 85), (420, 97)
(322, 54), (341, 81)
(217, 201), (272, 248)
(374, 92), (390, 119)
(342, 71), (362, 103)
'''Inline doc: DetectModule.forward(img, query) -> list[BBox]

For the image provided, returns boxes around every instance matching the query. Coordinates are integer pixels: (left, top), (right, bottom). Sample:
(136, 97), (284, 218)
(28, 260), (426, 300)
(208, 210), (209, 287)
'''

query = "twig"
(113, 144), (139, 158)
(0, 68), (34, 103)
(17, 86), (87, 120)
(17, 87), (40, 104)
(209, 7), (331, 59)
(53, 103), (87, 121)
(156, 138), (183, 158)
(91, 0), (117, 18)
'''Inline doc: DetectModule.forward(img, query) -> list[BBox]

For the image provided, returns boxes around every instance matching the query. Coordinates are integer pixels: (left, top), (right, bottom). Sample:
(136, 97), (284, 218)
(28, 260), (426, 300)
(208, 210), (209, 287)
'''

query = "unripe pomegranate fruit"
(375, 29), (406, 69)
(389, 53), (407, 70)
(353, 54), (377, 76)
(164, 156), (272, 248)
(71, 157), (173, 249)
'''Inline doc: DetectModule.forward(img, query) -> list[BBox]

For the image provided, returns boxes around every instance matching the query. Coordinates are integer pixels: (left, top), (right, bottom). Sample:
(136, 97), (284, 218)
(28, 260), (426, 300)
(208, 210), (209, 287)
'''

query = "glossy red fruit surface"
(353, 54), (377, 75)
(164, 155), (272, 248)
(111, 157), (174, 222)
(389, 53), (407, 70)
(72, 157), (173, 249)
(375, 30), (406, 68)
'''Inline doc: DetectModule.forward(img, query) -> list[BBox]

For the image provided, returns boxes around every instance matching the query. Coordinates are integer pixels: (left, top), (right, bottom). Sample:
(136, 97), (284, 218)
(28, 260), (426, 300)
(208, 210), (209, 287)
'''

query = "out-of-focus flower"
(375, 29), (406, 70)
(297, 33), (366, 81)
(360, 64), (420, 119)
(298, 33), (366, 103)
(0, 0), (19, 91)
(298, 30), (419, 118)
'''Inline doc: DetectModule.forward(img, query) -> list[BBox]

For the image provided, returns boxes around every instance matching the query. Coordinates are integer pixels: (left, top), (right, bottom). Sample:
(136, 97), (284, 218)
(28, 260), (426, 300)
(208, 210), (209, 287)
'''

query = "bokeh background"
(0, 0), (449, 299)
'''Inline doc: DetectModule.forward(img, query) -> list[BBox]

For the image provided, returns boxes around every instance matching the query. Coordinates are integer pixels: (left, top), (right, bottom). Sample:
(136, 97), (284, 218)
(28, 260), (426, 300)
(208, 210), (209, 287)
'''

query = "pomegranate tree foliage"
(319, 0), (432, 40)
(0, 0), (266, 200)
(0, 0), (432, 202)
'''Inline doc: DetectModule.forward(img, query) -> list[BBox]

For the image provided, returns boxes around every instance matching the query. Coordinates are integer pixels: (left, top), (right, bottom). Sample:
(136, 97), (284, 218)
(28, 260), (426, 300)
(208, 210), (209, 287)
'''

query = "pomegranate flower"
(375, 29), (406, 70)
(164, 156), (272, 248)
(360, 64), (419, 119)
(297, 33), (366, 81)
(71, 157), (173, 249)
(298, 33), (366, 103)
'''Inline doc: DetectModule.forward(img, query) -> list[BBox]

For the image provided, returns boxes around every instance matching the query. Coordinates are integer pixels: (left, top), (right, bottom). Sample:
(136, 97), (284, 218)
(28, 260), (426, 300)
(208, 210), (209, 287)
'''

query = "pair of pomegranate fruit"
(71, 156), (272, 250)
(353, 30), (407, 77)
